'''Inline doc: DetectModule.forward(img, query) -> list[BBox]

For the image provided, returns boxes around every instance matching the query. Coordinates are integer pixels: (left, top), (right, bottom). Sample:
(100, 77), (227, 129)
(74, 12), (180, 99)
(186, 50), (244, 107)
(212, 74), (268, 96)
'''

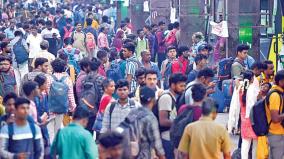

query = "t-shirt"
(98, 95), (113, 114)
(158, 90), (177, 140)
(178, 105), (202, 121)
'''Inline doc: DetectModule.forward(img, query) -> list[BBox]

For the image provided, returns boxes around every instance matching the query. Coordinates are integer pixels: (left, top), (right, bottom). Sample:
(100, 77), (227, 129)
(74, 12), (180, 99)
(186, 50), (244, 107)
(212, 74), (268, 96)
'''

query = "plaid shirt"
(100, 98), (140, 133)
(126, 56), (139, 93)
(130, 107), (165, 158)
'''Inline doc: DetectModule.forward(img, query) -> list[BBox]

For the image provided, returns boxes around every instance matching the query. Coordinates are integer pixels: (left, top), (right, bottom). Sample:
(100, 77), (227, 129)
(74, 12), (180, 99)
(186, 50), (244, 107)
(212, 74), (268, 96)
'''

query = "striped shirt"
(126, 56), (139, 93)
(47, 73), (77, 112)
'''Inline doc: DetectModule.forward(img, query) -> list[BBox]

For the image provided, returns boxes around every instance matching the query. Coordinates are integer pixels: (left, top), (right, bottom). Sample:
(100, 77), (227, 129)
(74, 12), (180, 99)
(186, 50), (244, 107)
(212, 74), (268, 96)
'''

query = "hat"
(198, 43), (212, 52)
(140, 86), (155, 103)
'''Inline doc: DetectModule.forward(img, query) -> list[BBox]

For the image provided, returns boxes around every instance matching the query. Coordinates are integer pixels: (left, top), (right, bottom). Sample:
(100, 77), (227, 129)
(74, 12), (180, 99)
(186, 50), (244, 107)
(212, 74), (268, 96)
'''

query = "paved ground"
(215, 113), (239, 151)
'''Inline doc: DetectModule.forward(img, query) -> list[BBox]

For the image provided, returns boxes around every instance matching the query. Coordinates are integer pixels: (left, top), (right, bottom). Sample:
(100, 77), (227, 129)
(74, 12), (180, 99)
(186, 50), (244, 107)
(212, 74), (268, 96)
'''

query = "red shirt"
(178, 105), (202, 121)
(98, 95), (112, 114)
(171, 56), (189, 75)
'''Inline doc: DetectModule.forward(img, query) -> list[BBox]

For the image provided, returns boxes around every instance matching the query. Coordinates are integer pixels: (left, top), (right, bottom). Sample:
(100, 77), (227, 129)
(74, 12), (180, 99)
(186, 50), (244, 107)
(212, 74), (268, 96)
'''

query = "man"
(0, 55), (17, 98)
(47, 58), (76, 143)
(0, 97), (44, 159)
(98, 26), (110, 49)
(97, 50), (108, 77)
(72, 23), (87, 57)
(185, 68), (215, 105)
(123, 42), (140, 94)
(83, 13), (99, 30)
(161, 46), (177, 84)
(51, 106), (98, 159)
(187, 54), (208, 83)
(4, 20), (16, 40)
(136, 29), (149, 59)
(41, 20), (61, 56)
(62, 18), (74, 40)
(177, 98), (231, 159)
(141, 50), (161, 82)
(143, 25), (155, 61)
(165, 22), (180, 47)
(251, 62), (267, 88)
(32, 40), (55, 71)
(266, 70), (284, 159)
(156, 21), (167, 68)
(101, 79), (140, 133)
(22, 81), (40, 122)
(98, 131), (125, 159)
(172, 46), (190, 75)
(0, 92), (17, 128)
(26, 25), (43, 62)
(132, 68), (146, 98)
(83, 18), (98, 40)
(263, 60), (274, 84)
(122, 86), (165, 159)
(75, 58), (91, 98)
(231, 44), (249, 79)
(0, 42), (11, 56)
(157, 73), (187, 159)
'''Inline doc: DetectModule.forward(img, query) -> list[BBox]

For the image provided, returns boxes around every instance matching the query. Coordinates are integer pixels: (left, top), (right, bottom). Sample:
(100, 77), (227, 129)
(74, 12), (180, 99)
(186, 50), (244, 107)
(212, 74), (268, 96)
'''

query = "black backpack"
(176, 85), (193, 110)
(170, 106), (196, 148)
(80, 75), (100, 110)
(250, 90), (283, 136)
(152, 92), (175, 132)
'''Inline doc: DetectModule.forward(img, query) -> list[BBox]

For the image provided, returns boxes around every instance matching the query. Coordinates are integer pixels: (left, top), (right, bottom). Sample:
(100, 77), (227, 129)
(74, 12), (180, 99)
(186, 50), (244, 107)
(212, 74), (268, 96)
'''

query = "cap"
(198, 43), (212, 52)
(140, 86), (155, 103)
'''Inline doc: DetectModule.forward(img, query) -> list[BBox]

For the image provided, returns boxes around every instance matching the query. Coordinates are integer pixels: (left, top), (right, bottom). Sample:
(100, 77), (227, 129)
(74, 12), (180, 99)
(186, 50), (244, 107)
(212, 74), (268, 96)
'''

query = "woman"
(112, 30), (124, 52)
(93, 79), (115, 133)
(240, 70), (258, 159)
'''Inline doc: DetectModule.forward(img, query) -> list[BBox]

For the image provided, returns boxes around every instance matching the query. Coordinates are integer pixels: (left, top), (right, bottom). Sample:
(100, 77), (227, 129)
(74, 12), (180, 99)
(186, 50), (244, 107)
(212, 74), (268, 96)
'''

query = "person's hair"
(64, 37), (74, 46)
(97, 50), (108, 60)
(15, 97), (30, 109)
(124, 17), (130, 23)
(51, 58), (66, 73)
(79, 58), (90, 70)
(34, 74), (47, 87)
(120, 23), (127, 28)
(102, 79), (114, 91)
(135, 68), (146, 78)
(3, 92), (17, 104)
(109, 47), (118, 62)
(0, 42), (9, 51)
(34, 57), (48, 68)
(167, 46), (176, 53)
(201, 98), (218, 116)
(177, 46), (189, 57)
(66, 18), (72, 24)
(144, 25), (151, 31)
(173, 22), (180, 28)
(116, 79), (129, 89)
(119, 50), (126, 60)
(197, 68), (214, 79)
(137, 29), (143, 35)
(22, 81), (38, 96)
(73, 106), (91, 120)
(40, 40), (49, 50)
(98, 131), (124, 148)
(158, 21), (165, 26)
(275, 70), (284, 85)
(236, 44), (250, 55)
(89, 58), (101, 71)
(123, 42), (135, 54)
(0, 55), (12, 64)
(191, 83), (207, 102)
(261, 82), (272, 90)
(263, 60), (273, 68)
(145, 69), (158, 78)
(242, 70), (254, 104)
(0, 33), (6, 41)
(45, 20), (53, 26)
(14, 30), (23, 37)
(102, 15), (109, 23)
(195, 54), (208, 64)
(168, 23), (174, 30)
(86, 18), (93, 26)
(251, 61), (267, 70)
(151, 24), (158, 29)
(169, 73), (187, 86)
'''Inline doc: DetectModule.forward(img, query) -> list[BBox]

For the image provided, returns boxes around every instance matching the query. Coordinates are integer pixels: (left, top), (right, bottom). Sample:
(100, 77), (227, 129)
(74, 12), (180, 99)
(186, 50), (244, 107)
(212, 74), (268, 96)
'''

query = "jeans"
(157, 52), (166, 70)
(47, 114), (64, 143)
(268, 134), (284, 159)
(162, 139), (174, 159)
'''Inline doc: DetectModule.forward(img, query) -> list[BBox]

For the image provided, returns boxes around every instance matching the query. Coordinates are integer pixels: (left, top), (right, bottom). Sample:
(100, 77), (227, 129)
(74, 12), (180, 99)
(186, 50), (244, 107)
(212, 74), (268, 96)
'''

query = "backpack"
(115, 107), (148, 158)
(249, 90), (283, 136)
(165, 29), (177, 47)
(0, 71), (16, 97)
(48, 75), (69, 114)
(63, 26), (74, 40)
(85, 32), (96, 49)
(163, 61), (173, 89)
(170, 106), (196, 148)
(13, 38), (29, 64)
(217, 57), (234, 81)
(80, 74), (100, 110)
(63, 48), (80, 74)
(152, 92), (175, 132)
(106, 60), (123, 84)
(176, 85), (193, 110)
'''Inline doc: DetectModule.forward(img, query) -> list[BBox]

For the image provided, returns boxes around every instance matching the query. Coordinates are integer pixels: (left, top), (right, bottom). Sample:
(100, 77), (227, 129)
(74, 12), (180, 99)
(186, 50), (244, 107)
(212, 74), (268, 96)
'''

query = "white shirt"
(26, 34), (43, 58)
(41, 28), (61, 39)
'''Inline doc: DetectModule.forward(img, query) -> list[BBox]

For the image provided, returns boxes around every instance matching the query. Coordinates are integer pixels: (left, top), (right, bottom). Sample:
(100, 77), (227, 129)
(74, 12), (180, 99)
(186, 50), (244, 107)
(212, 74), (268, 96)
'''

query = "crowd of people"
(0, 0), (283, 159)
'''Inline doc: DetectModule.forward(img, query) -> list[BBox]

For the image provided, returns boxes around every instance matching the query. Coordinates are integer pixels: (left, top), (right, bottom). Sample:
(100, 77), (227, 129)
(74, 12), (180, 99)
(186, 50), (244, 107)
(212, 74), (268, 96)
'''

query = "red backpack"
(165, 29), (177, 47)
(63, 26), (74, 40)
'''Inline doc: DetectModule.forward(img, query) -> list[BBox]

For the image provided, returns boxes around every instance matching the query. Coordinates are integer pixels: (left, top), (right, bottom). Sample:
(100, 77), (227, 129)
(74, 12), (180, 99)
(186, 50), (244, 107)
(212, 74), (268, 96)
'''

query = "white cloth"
(245, 83), (259, 118)
(26, 34), (43, 58)
(47, 114), (64, 143)
(241, 139), (257, 159)
(41, 28), (61, 38)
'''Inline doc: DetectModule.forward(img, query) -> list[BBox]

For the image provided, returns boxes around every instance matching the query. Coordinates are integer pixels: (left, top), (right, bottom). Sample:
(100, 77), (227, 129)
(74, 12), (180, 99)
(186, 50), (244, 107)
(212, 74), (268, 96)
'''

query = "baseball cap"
(140, 86), (155, 103)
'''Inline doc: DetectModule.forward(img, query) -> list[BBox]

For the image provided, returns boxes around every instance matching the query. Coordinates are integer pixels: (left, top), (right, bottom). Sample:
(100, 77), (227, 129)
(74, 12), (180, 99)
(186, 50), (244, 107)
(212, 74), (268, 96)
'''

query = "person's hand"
(207, 88), (215, 94)
(6, 114), (15, 124)
(208, 82), (216, 88)
(17, 152), (27, 159)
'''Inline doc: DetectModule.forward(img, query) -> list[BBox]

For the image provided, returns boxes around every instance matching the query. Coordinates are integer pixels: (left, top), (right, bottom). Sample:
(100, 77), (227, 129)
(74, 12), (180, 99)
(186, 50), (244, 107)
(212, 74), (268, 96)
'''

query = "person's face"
(10, 23), (15, 29)
(122, 48), (131, 58)
(106, 144), (124, 159)
(172, 82), (186, 95)
(105, 81), (115, 95)
(33, 86), (40, 97)
(160, 24), (166, 31)
(261, 84), (270, 94)
(152, 26), (158, 32)
(5, 98), (15, 114)
(279, 79), (284, 89)
(31, 28), (37, 35)
(15, 104), (29, 120)
(202, 77), (213, 86)
(137, 75), (146, 86)
(0, 60), (11, 72)
(40, 62), (49, 73)
(238, 50), (248, 60)
(198, 59), (207, 68)
(117, 86), (129, 100)
(167, 49), (177, 59)
(76, 24), (82, 31)
(182, 50), (190, 58)
(47, 25), (52, 30)
(143, 27), (148, 34)
(265, 64), (274, 76)
(145, 74), (157, 89)
(254, 68), (264, 77)
(199, 49), (209, 56)
(39, 80), (48, 91)
(142, 51), (151, 62)
(4, 45), (12, 53)
(138, 31), (144, 38)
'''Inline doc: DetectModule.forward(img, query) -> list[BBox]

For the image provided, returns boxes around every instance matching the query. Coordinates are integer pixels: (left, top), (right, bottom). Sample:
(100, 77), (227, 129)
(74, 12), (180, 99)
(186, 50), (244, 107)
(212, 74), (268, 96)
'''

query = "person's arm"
(269, 93), (284, 123)
(100, 103), (111, 133)
(34, 127), (44, 159)
(67, 78), (76, 112)
(84, 133), (99, 159)
(147, 117), (165, 158)
(126, 61), (135, 87)
(221, 128), (231, 159)
(177, 125), (190, 159)
(0, 130), (15, 159)
(158, 95), (173, 127)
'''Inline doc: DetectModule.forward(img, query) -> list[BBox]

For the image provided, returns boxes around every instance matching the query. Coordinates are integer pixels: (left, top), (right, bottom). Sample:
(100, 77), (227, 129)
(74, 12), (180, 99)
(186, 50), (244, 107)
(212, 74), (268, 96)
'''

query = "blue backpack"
(218, 57), (234, 81)
(63, 48), (80, 74)
(13, 38), (29, 64)
(163, 61), (174, 89)
(48, 75), (69, 114)
(106, 60), (123, 83)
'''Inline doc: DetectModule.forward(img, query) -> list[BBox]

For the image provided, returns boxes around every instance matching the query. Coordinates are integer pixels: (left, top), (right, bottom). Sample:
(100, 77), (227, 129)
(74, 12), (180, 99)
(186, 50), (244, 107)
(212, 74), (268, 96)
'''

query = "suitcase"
(222, 79), (234, 109)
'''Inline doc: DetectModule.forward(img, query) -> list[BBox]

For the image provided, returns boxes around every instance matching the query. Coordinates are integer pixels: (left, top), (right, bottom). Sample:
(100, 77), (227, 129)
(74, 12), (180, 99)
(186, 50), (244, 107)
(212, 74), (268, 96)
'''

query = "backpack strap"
(28, 121), (36, 139)
(109, 101), (116, 130)
(8, 123), (13, 139)
(265, 90), (283, 126)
